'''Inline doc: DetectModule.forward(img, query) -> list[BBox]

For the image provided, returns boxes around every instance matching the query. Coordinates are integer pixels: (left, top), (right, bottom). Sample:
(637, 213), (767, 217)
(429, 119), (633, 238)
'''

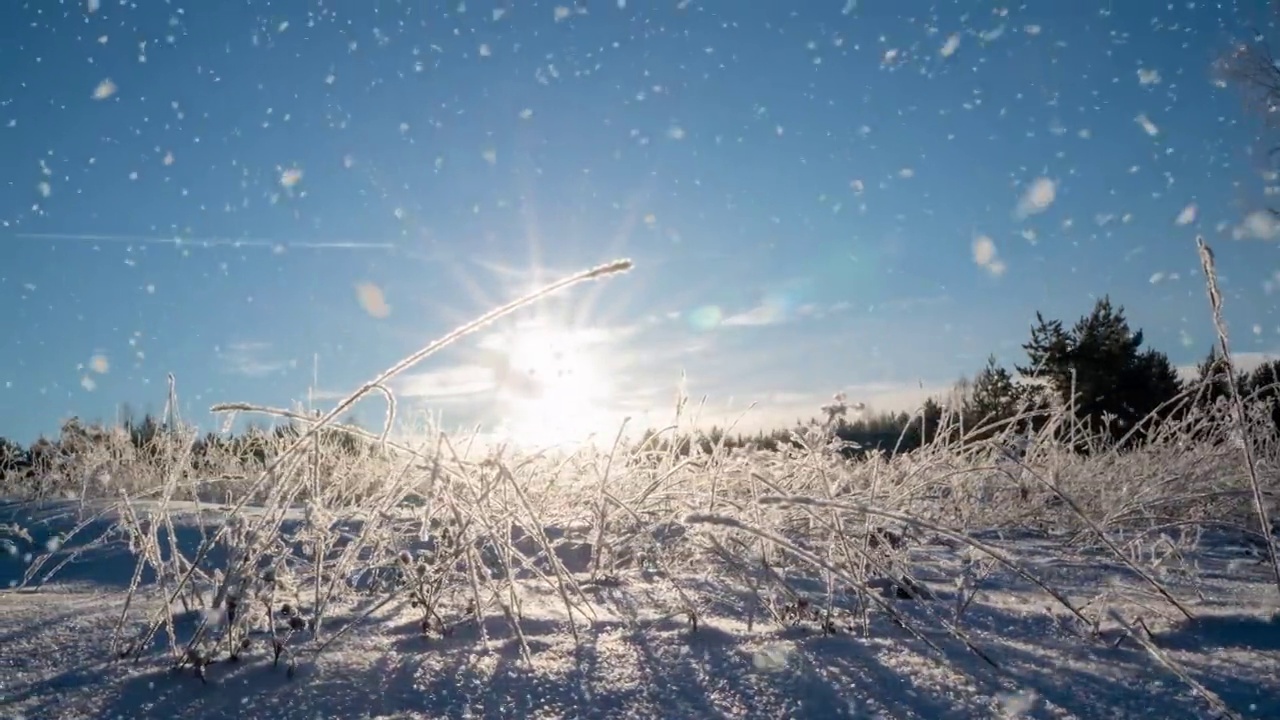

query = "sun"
(490, 324), (617, 448)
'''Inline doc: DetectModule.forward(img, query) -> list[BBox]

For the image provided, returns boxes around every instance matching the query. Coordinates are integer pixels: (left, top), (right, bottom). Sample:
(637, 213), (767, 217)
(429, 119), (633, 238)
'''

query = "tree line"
(636, 296), (1280, 460)
(2, 296), (1279, 489)
(0, 406), (379, 495)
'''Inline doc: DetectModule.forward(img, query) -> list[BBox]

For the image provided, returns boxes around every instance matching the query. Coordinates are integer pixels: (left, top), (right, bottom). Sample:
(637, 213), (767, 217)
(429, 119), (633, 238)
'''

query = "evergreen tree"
(1120, 347), (1184, 438)
(1191, 346), (1245, 408)
(1018, 311), (1073, 391)
(0, 436), (26, 484)
(1245, 358), (1280, 432)
(965, 355), (1021, 430)
(1017, 297), (1181, 446)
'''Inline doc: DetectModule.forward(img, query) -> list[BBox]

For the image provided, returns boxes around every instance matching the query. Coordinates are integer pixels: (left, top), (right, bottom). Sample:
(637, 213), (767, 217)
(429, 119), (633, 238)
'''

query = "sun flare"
(490, 324), (616, 447)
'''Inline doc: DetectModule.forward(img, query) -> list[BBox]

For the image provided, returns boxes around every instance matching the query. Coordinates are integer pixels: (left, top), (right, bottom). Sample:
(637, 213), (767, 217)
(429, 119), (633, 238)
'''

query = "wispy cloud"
(217, 342), (292, 378)
(395, 364), (497, 400)
(712, 278), (822, 329)
(720, 294), (822, 328)
(722, 302), (788, 327)
(1174, 350), (1279, 381)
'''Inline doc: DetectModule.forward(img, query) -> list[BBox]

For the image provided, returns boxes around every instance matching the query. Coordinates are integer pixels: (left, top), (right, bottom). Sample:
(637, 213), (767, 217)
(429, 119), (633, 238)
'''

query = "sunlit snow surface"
(1, 498), (1277, 719)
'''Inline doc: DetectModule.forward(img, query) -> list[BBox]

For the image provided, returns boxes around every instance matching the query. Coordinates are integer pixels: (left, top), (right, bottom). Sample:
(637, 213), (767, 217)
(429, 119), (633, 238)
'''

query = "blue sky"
(2, 0), (1279, 446)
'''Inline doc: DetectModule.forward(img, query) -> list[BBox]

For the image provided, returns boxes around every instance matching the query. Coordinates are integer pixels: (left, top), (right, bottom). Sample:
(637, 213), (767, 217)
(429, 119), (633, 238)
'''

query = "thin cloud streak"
(395, 364), (497, 400)
(722, 303), (786, 327)
(13, 232), (397, 251)
(217, 341), (291, 378)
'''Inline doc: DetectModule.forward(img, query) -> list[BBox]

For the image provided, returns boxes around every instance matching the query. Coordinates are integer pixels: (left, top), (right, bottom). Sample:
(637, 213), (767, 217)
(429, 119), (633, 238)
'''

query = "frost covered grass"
(2, 253), (1280, 719)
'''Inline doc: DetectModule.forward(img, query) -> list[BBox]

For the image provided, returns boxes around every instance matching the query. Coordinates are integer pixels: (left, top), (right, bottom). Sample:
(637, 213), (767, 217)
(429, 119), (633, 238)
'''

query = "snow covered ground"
(2, 492), (1277, 720)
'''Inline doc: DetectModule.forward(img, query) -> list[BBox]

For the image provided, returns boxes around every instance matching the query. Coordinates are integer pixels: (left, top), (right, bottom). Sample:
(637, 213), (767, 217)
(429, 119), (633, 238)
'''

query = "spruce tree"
(1017, 296), (1182, 446)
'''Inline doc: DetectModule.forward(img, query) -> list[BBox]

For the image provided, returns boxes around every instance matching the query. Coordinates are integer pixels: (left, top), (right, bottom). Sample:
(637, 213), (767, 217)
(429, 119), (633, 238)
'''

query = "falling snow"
(940, 34), (961, 58)
(972, 235), (1006, 277)
(1, 4), (1279, 714)
(1015, 177), (1057, 219)
(355, 283), (391, 319)
(91, 79), (117, 100)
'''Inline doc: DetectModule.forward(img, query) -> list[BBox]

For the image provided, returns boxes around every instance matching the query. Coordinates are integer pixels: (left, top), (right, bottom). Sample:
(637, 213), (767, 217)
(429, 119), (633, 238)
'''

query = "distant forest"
(2, 296), (1278, 488)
